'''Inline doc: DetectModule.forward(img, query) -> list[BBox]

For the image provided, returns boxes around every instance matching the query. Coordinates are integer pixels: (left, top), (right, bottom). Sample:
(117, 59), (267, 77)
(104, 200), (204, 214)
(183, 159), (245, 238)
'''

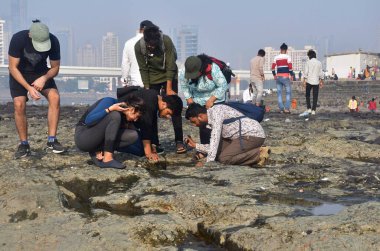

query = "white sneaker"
(311, 110), (316, 115)
(299, 110), (310, 117)
(307, 109), (312, 113)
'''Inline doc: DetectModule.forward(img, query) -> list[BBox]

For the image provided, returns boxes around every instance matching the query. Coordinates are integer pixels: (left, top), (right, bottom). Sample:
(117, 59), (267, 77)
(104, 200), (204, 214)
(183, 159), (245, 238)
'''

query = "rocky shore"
(0, 81), (379, 250)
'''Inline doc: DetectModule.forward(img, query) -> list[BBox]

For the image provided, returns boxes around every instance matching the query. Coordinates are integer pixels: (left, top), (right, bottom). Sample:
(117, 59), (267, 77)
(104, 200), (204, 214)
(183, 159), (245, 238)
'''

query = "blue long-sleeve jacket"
(78, 97), (117, 126)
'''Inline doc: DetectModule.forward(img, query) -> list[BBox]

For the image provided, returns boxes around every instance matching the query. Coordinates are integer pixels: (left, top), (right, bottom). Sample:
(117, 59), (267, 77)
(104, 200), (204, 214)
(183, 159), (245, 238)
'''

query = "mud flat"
(0, 83), (379, 250)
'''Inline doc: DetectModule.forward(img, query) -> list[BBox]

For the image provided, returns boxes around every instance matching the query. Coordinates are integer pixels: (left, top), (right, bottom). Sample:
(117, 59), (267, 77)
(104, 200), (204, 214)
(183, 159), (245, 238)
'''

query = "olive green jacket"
(134, 34), (178, 88)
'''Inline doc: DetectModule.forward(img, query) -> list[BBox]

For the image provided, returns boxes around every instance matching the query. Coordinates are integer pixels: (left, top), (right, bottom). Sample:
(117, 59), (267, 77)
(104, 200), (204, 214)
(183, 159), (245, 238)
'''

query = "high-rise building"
(55, 29), (73, 66)
(76, 43), (99, 67)
(171, 26), (199, 65)
(3, 30), (10, 65)
(264, 45), (316, 72)
(0, 19), (5, 65)
(11, 0), (27, 34)
(101, 32), (119, 68)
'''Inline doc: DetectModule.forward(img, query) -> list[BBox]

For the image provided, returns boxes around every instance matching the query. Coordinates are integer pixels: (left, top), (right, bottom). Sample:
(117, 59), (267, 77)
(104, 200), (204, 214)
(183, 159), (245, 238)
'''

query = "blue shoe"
(89, 152), (102, 167)
(98, 159), (125, 169)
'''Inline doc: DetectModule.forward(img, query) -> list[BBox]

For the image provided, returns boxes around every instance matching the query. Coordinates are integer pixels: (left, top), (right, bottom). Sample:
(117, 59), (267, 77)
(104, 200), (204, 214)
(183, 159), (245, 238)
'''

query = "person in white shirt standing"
(120, 20), (154, 87)
(301, 49), (324, 116)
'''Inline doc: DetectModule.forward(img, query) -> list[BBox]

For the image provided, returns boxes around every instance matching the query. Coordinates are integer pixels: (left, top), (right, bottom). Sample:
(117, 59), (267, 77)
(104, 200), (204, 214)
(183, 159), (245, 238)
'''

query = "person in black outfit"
(8, 20), (65, 159)
(117, 87), (183, 162)
(75, 95), (144, 169)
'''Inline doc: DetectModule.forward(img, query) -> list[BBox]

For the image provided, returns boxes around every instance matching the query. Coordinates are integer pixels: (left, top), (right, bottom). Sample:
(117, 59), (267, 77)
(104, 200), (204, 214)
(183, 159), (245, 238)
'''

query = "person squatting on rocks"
(184, 103), (269, 167)
(368, 98), (377, 113)
(134, 22), (186, 154)
(249, 49), (266, 106)
(299, 49), (324, 116)
(271, 43), (294, 114)
(8, 20), (65, 159)
(180, 54), (229, 161)
(348, 96), (358, 113)
(120, 20), (154, 87)
(117, 87), (184, 163)
(75, 95), (145, 169)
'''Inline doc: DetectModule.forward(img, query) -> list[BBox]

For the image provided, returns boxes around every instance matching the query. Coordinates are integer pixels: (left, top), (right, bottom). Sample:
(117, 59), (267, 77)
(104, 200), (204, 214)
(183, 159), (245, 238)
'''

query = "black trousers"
(149, 80), (183, 143)
(305, 83), (320, 111)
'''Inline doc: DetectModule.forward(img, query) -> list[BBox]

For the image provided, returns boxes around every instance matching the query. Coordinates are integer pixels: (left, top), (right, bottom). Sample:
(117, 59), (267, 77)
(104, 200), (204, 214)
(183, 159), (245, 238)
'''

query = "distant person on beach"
(75, 95), (144, 169)
(8, 20), (65, 159)
(348, 96), (358, 112)
(180, 54), (229, 161)
(134, 23), (186, 154)
(272, 43), (294, 114)
(184, 103), (269, 167)
(371, 69), (376, 80)
(368, 98), (376, 113)
(249, 49), (266, 106)
(117, 86), (183, 162)
(364, 65), (371, 79)
(299, 49), (324, 116)
(298, 71), (302, 81)
(121, 20), (154, 87)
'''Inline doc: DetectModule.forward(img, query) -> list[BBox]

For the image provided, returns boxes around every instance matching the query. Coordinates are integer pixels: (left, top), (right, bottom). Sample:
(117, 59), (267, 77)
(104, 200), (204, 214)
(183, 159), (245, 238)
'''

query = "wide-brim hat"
(184, 56), (202, 79)
(30, 22), (51, 52)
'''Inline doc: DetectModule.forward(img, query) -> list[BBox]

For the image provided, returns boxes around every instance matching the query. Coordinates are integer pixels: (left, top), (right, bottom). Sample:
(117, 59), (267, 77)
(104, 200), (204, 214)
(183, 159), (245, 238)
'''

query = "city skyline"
(0, 0), (379, 69)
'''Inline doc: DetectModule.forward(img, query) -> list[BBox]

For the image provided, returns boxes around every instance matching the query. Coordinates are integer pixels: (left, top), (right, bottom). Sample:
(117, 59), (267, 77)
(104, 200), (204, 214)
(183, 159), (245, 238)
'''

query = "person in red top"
(272, 43), (294, 113)
(368, 98), (377, 113)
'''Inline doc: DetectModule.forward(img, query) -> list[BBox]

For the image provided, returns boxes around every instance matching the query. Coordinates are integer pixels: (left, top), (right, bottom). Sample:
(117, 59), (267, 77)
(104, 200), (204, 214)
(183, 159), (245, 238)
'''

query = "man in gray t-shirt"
(249, 49), (265, 106)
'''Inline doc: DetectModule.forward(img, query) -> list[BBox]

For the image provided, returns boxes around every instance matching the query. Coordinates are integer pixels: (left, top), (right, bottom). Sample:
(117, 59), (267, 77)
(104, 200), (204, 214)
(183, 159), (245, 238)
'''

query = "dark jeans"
(199, 124), (212, 144)
(117, 134), (144, 156)
(149, 80), (183, 143)
(306, 83), (319, 111)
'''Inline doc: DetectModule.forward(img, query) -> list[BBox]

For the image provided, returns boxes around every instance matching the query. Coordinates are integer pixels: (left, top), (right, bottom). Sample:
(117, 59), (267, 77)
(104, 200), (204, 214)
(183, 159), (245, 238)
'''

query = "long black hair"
(197, 54), (213, 78)
(121, 95), (145, 114)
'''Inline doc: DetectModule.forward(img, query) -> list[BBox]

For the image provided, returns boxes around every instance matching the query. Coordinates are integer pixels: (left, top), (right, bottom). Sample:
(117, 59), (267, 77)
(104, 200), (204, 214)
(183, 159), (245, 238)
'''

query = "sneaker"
(311, 110), (316, 115)
(46, 139), (65, 154)
(307, 109), (312, 113)
(14, 144), (31, 159)
(299, 111), (310, 117)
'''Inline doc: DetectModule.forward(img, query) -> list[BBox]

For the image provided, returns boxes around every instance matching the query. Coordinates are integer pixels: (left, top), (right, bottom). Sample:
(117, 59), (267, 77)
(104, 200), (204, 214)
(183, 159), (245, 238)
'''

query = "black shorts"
(9, 72), (58, 99)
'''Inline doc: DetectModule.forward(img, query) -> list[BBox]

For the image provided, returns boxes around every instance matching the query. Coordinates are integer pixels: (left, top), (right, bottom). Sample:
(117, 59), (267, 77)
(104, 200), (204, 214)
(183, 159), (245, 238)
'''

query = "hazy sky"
(1, 0), (380, 68)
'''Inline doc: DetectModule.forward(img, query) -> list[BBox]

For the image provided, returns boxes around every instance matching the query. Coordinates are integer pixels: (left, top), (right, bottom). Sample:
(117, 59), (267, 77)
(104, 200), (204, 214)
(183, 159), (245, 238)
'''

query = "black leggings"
(75, 111), (138, 153)
(149, 80), (183, 143)
(306, 83), (320, 111)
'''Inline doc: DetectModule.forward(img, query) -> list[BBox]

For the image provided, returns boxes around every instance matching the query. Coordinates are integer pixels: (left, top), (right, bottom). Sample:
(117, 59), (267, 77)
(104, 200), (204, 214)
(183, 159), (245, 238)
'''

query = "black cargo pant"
(305, 83), (320, 111)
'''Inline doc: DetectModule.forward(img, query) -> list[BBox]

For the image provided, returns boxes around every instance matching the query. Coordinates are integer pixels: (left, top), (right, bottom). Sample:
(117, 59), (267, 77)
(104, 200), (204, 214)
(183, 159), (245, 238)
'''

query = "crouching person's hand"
(184, 135), (196, 148)
(146, 152), (159, 162)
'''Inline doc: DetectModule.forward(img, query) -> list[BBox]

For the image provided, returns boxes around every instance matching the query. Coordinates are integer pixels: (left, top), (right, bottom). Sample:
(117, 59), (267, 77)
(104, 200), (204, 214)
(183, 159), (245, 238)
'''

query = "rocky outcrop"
(0, 83), (379, 250)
